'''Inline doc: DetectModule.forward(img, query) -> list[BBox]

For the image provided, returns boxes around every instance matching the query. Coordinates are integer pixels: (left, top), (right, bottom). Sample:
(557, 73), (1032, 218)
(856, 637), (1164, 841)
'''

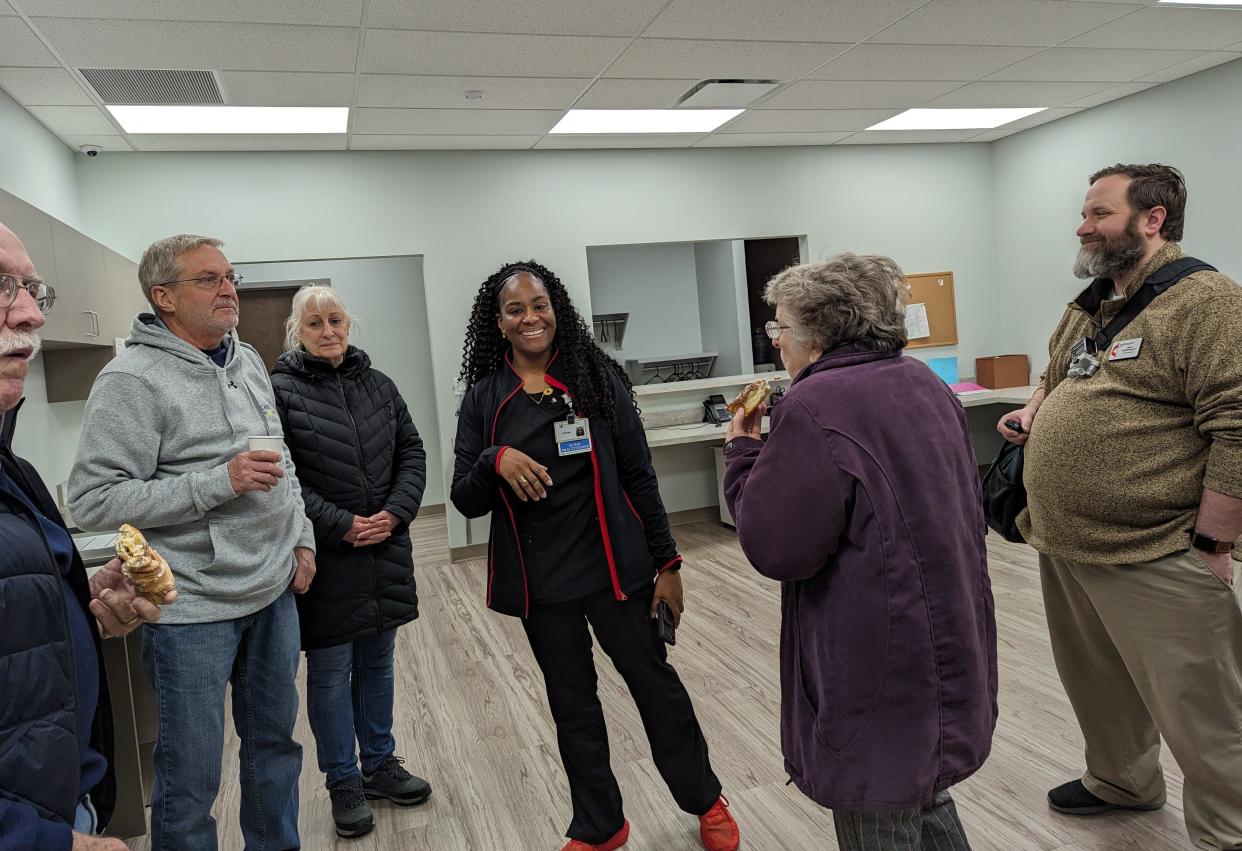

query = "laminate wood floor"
(125, 515), (1193, 851)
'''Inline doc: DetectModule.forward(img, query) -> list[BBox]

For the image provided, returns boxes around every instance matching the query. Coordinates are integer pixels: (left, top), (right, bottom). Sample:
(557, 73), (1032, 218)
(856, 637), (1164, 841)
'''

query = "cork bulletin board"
(903, 271), (958, 349)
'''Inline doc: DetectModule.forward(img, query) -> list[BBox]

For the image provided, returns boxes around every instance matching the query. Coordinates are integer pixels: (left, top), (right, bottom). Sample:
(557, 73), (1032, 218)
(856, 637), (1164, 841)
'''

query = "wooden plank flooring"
(125, 516), (1192, 850)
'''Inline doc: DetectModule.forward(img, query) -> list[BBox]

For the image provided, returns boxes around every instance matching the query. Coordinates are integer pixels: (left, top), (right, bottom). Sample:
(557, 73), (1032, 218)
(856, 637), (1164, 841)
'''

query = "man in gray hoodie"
(69, 234), (317, 851)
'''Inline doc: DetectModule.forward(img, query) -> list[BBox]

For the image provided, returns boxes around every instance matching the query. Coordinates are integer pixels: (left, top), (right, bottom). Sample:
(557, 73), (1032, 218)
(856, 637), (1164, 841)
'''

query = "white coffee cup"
(247, 436), (285, 458)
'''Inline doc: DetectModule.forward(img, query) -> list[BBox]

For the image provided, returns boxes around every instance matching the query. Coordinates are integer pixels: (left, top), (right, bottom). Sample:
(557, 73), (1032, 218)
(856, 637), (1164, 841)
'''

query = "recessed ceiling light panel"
(106, 105), (349, 134)
(549, 109), (743, 134)
(867, 107), (1046, 130)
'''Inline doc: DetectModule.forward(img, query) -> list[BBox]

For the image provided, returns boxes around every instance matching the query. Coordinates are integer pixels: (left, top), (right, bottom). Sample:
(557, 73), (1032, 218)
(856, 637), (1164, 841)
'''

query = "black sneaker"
(1047, 779), (1164, 816)
(362, 755), (432, 806)
(328, 776), (375, 838)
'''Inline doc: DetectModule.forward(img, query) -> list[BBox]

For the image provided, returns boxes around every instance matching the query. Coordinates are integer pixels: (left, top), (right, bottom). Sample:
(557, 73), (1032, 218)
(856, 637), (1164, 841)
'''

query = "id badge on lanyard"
(553, 393), (592, 456)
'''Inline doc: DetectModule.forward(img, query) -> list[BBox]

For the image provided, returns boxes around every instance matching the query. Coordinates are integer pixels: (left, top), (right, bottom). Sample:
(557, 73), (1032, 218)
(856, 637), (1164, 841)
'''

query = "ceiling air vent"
(80, 68), (223, 105)
(676, 79), (781, 109)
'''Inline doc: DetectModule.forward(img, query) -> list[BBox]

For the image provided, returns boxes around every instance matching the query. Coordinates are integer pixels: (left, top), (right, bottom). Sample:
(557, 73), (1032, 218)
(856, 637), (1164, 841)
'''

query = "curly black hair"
(458, 260), (636, 423)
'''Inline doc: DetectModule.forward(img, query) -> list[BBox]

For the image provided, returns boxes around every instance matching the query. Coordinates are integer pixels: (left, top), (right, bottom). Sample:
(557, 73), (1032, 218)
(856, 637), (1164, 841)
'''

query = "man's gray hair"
(764, 252), (909, 355)
(138, 234), (223, 312)
(284, 284), (355, 354)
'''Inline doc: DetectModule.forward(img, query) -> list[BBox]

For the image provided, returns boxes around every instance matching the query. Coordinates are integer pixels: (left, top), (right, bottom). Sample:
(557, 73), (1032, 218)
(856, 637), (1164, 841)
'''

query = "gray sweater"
(69, 314), (315, 624)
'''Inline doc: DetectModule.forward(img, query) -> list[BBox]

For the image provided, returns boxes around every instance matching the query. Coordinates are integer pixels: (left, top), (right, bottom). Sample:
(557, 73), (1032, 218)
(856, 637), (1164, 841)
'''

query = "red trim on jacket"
(657, 556), (683, 573)
(624, 492), (643, 527)
(497, 489), (530, 617)
(494, 445), (510, 475)
(542, 371), (627, 602)
(490, 378), (528, 617)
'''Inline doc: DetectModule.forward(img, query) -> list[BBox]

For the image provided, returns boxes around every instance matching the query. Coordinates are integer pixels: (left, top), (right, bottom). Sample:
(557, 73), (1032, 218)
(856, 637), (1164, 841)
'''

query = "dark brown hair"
(1089, 163), (1186, 242)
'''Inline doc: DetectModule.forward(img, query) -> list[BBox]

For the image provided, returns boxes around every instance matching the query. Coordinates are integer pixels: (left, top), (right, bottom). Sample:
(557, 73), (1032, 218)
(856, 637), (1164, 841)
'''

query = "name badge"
(554, 417), (592, 456)
(1108, 338), (1143, 361)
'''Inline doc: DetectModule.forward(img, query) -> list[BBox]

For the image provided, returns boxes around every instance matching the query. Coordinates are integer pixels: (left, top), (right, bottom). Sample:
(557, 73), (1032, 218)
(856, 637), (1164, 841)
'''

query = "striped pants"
(833, 791), (972, 851)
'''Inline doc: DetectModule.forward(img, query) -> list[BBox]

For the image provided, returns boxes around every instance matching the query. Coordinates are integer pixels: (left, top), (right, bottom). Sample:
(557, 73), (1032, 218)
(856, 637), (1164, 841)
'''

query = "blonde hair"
(764, 252), (908, 355)
(283, 284), (355, 354)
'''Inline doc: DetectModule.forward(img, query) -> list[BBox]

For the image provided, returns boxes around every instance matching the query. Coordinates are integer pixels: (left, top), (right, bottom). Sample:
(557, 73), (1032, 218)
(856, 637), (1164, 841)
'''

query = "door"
(236, 287), (297, 373)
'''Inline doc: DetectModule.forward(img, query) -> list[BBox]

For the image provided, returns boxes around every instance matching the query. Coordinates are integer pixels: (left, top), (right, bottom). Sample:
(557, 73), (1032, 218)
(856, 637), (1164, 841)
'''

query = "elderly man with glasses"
(69, 234), (318, 851)
(1, 223), (175, 851)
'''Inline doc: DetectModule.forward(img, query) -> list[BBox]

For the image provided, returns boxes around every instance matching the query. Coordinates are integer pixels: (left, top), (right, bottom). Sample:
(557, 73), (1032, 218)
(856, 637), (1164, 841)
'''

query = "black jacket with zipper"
(270, 347), (425, 650)
(0, 402), (116, 837)
(451, 351), (682, 618)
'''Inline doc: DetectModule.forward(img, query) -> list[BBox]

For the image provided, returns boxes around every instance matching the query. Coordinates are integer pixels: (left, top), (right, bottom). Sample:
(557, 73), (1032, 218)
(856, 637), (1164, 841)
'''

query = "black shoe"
(1047, 779), (1164, 816)
(362, 755), (432, 806)
(328, 776), (375, 838)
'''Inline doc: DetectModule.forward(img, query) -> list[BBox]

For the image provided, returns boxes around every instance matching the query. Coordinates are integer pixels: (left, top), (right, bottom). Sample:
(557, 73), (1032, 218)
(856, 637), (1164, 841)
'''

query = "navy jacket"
(0, 404), (116, 847)
(270, 347), (425, 650)
(724, 346), (998, 810)
(451, 351), (681, 617)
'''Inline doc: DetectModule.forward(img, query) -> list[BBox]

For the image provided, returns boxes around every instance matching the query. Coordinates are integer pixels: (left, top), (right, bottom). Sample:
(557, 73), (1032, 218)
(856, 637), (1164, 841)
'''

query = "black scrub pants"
(522, 582), (723, 845)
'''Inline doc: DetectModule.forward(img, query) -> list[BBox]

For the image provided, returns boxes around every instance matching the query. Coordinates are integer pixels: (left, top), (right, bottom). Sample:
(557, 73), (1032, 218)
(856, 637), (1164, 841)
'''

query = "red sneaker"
(699, 796), (740, 851)
(560, 820), (630, 851)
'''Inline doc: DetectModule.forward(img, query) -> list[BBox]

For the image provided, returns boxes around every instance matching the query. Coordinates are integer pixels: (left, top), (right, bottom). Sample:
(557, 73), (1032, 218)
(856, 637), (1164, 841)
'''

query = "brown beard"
(1073, 213), (1146, 280)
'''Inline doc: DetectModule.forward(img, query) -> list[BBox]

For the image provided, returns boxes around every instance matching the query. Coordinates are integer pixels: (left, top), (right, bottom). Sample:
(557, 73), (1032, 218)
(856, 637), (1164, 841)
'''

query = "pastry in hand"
(115, 523), (176, 605)
(726, 378), (772, 415)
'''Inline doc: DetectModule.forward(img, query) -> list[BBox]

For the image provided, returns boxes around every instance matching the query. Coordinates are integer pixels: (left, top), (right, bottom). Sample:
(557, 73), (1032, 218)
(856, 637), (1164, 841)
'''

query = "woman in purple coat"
(723, 253), (997, 851)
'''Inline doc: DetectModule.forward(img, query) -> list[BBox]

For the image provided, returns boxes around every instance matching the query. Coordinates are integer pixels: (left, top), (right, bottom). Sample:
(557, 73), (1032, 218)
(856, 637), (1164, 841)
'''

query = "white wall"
(234, 256), (446, 507)
(993, 56), (1242, 378)
(69, 143), (999, 547)
(586, 241), (702, 360)
(694, 240), (750, 376)
(0, 88), (81, 228)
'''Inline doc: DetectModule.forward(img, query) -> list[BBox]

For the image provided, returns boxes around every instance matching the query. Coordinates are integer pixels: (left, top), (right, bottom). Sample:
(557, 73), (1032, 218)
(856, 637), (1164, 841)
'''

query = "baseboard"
(667, 506), (719, 526)
(449, 543), (487, 563)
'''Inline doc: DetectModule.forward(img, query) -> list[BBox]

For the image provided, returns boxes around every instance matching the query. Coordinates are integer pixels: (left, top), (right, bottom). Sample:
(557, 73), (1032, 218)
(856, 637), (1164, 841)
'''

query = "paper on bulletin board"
(905, 302), (930, 339)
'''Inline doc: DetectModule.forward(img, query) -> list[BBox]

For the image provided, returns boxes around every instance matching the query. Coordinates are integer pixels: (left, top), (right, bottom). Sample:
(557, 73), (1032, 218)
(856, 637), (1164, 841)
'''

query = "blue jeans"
(142, 591), (302, 851)
(305, 628), (398, 787)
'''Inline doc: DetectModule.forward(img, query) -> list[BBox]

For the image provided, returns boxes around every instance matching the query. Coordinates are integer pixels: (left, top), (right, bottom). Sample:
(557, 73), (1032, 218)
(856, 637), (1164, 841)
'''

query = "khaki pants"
(1041, 549), (1242, 851)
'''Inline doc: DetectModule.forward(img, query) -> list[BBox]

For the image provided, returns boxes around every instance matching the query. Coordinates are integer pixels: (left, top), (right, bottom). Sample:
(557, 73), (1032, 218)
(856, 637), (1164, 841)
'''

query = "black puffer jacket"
(271, 347), (426, 650)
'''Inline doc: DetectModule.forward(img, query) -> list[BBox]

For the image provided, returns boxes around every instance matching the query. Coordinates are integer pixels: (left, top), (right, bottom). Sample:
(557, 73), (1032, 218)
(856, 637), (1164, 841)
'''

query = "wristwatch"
(1189, 530), (1234, 554)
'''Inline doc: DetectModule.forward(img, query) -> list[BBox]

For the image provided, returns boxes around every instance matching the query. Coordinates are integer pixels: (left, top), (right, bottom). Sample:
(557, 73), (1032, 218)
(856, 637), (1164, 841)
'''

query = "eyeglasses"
(156, 272), (244, 290)
(0, 274), (57, 315)
(763, 320), (791, 341)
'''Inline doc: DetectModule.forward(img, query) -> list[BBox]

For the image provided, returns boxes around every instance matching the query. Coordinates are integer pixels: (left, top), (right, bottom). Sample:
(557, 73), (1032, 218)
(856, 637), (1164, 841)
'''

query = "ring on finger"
(518, 476), (529, 484)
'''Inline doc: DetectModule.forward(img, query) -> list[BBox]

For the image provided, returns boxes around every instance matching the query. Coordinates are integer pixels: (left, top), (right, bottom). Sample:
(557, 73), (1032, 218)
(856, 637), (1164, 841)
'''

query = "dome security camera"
(79, 144), (102, 157)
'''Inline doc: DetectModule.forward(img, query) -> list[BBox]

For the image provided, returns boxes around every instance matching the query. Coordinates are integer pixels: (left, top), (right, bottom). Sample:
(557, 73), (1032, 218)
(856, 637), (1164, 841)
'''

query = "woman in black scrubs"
(451, 261), (740, 851)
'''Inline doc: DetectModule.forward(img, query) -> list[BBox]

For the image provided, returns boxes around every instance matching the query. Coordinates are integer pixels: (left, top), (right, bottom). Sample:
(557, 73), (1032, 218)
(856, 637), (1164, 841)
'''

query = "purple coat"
(724, 345), (997, 811)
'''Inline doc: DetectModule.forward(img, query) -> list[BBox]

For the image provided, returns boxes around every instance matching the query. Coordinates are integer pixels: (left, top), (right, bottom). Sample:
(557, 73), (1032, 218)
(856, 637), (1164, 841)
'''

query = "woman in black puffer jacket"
(270, 285), (430, 839)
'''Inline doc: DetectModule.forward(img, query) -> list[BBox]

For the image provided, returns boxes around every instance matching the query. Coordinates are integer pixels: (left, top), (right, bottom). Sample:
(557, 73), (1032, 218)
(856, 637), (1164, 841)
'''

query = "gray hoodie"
(69, 314), (315, 624)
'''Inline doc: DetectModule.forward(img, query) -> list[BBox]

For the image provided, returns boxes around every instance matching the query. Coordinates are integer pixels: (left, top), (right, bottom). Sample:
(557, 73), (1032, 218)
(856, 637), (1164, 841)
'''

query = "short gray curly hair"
(764, 252), (908, 355)
(138, 234), (223, 312)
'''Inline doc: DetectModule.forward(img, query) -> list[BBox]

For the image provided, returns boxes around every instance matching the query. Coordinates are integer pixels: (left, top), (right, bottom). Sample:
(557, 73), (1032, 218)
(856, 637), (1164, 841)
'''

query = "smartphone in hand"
(656, 600), (677, 646)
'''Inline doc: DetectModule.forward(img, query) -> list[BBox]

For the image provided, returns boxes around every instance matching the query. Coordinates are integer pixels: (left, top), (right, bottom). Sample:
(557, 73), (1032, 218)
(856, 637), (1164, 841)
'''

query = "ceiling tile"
(63, 133), (133, 151)
(534, 134), (707, 149)
(607, 38), (850, 80)
(129, 134), (346, 151)
(362, 30), (627, 77)
(350, 134), (540, 150)
(646, 0), (927, 43)
(0, 67), (93, 105)
(0, 15), (58, 66)
(810, 44), (1040, 81)
(357, 75), (589, 109)
(27, 104), (118, 134)
(723, 108), (901, 132)
(29, 18), (359, 72)
(965, 106), (1084, 141)
(17, 0), (364, 26)
(870, 0), (1141, 46)
(1137, 51), (1241, 83)
(984, 47), (1207, 82)
(1064, 7), (1242, 50)
(694, 131), (852, 146)
(924, 80), (1113, 107)
(758, 79), (962, 109)
(351, 107), (562, 135)
(219, 72), (356, 107)
(575, 78), (700, 108)
(366, 0), (666, 36)
(1062, 81), (1156, 107)
(839, 129), (983, 144)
